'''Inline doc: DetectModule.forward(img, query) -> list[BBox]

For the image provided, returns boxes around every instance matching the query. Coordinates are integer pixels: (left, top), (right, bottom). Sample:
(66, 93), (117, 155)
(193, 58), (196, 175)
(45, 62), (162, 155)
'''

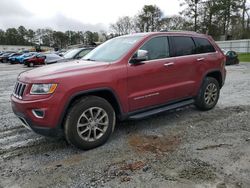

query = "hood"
(19, 60), (110, 83)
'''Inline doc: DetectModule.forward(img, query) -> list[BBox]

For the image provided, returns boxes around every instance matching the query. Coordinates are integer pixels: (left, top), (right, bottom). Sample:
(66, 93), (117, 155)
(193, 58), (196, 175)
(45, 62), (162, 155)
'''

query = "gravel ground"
(0, 63), (250, 188)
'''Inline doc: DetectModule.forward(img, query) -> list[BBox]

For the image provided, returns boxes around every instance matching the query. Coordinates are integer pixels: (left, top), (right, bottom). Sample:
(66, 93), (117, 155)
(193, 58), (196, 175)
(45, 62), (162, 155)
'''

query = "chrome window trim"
(128, 34), (219, 65)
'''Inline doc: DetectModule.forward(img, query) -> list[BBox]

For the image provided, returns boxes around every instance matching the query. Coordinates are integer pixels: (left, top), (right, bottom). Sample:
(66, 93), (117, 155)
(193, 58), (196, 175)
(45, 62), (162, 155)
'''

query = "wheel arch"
(58, 88), (124, 129)
(205, 70), (223, 88)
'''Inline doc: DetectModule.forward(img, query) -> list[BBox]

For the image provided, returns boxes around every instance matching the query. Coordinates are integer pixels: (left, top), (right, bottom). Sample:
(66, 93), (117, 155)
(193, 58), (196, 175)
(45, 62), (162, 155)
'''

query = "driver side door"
(127, 36), (177, 111)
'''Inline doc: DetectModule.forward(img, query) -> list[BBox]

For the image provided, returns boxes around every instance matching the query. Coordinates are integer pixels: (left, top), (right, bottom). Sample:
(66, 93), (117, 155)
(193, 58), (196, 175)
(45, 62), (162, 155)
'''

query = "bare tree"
(110, 16), (134, 35)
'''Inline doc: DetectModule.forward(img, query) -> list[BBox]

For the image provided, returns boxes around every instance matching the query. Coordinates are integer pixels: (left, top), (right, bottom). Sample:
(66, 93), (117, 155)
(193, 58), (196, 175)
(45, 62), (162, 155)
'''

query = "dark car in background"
(0, 52), (15, 63)
(222, 50), (239, 65)
(62, 47), (94, 62)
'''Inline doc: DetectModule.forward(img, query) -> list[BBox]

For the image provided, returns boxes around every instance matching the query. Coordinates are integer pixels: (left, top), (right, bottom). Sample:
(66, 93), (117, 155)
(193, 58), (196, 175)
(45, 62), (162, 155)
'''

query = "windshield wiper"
(84, 58), (95, 61)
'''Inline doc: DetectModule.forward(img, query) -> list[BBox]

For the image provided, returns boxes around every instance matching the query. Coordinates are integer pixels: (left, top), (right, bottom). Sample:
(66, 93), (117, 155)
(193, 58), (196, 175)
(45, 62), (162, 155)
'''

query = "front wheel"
(64, 96), (116, 150)
(195, 77), (220, 111)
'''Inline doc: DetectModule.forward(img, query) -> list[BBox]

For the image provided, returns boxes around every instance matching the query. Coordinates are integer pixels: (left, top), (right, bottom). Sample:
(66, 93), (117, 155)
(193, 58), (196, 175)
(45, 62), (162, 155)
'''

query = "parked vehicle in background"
(16, 52), (38, 64)
(56, 49), (67, 57)
(62, 47), (94, 62)
(44, 53), (64, 64)
(23, 54), (45, 67)
(23, 53), (63, 67)
(0, 52), (15, 63)
(8, 53), (23, 64)
(222, 50), (239, 65)
(11, 31), (226, 150)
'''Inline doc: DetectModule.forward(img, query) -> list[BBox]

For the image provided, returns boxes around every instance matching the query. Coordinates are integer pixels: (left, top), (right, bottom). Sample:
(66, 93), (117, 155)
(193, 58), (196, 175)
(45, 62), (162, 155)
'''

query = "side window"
(171, 36), (196, 56)
(193, 37), (216, 54)
(77, 49), (92, 59)
(140, 37), (170, 60)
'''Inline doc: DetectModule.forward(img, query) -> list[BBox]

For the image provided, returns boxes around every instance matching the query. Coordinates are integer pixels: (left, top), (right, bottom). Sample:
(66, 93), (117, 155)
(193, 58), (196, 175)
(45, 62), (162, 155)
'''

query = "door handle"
(164, 62), (175, 67)
(197, 58), (205, 61)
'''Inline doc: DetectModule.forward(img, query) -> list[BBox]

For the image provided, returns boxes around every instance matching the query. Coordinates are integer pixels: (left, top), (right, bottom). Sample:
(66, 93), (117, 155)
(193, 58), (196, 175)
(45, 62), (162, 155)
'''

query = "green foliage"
(135, 5), (163, 32)
(111, 2), (250, 40)
(0, 26), (99, 49)
(238, 53), (250, 62)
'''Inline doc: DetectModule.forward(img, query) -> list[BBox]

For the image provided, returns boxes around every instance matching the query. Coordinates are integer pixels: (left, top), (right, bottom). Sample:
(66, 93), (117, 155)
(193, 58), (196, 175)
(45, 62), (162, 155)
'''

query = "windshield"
(63, 49), (80, 59)
(83, 35), (143, 62)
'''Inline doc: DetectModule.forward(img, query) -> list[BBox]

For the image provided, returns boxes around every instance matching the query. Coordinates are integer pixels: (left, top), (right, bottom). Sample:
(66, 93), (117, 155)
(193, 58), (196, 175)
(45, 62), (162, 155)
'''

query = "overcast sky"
(0, 0), (182, 32)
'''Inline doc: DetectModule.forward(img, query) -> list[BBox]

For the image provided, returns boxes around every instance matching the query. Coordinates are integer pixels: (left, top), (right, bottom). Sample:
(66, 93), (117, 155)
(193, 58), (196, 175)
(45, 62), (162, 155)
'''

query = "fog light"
(32, 109), (45, 118)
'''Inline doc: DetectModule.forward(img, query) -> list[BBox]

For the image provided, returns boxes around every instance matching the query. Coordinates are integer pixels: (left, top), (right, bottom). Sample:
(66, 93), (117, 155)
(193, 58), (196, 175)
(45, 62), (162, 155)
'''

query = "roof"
(120, 31), (207, 38)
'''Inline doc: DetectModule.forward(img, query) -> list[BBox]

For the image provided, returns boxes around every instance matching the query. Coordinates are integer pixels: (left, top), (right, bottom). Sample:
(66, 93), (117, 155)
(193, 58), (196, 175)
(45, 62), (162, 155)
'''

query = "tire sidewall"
(196, 77), (220, 110)
(65, 96), (115, 150)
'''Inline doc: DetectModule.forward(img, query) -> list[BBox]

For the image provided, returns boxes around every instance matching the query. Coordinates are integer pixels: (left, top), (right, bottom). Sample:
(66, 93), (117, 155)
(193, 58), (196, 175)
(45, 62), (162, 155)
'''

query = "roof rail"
(160, 29), (198, 34)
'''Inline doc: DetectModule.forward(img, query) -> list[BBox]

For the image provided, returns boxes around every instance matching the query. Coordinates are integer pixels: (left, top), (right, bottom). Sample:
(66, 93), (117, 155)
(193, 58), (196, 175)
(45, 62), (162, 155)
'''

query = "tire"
(64, 96), (116, 150)
(195, 77), (220, 111)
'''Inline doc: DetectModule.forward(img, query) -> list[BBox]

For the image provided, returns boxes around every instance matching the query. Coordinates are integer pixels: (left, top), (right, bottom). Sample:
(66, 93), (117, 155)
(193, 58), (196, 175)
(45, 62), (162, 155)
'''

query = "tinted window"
(140, 37), (169, 60)
(193, 37), (216, 54)
(77, 49), (92, 58)
(171, 36), (196, 56)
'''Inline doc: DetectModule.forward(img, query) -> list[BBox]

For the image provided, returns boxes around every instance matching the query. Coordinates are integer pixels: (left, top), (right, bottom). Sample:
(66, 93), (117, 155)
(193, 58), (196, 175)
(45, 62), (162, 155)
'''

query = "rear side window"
(193, 37), (216, 54)
(140, 36), (170, 60)
(171, 36), (196, 56)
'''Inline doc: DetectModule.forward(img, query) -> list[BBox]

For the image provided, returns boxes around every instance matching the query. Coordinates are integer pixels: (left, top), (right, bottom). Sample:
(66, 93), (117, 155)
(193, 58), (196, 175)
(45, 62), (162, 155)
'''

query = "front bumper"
(11, 95), (63, 137)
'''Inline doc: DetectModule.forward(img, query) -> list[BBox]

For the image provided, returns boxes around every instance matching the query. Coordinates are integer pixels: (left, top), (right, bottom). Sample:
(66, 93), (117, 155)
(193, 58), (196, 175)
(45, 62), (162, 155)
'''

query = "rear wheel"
(195, 77), (220, 111)
(64, 96), (116, 150)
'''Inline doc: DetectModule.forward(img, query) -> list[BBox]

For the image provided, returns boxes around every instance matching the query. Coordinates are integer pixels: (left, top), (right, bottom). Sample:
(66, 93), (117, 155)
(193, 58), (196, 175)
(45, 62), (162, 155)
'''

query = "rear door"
(192, 37), (220, 91)
(168, 36), (199, 99)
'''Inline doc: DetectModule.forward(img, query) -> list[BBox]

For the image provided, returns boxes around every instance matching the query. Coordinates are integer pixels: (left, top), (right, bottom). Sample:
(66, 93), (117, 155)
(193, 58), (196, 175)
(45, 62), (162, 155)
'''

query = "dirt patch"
(120, 160), (145, 171)
(128, 134), (181, 155)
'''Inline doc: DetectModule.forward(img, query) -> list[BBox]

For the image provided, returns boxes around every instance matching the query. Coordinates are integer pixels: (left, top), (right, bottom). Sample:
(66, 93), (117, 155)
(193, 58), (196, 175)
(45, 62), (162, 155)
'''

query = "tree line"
(0, 1), (249, 49)
(0, 26), (102, 48)
(110, 0), (250, 40)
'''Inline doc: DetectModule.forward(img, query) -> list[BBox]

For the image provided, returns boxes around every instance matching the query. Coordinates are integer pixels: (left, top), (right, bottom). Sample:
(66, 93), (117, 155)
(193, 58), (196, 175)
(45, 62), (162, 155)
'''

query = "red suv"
(11, 32), (226, 150)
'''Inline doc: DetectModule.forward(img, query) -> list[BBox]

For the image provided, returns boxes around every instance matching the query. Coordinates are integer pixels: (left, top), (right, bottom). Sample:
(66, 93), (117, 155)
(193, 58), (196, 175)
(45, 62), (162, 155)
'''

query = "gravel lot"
(0, 63), (250, 188)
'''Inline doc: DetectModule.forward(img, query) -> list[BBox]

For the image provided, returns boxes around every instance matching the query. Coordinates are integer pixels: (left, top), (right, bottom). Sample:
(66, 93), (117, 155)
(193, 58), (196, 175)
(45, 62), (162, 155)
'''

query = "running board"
(128, 99), (194, 120)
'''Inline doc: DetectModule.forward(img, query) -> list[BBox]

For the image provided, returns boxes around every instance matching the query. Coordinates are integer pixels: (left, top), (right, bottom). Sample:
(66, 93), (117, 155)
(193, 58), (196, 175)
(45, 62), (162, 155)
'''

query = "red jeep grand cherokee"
(11, 32), (226, 150)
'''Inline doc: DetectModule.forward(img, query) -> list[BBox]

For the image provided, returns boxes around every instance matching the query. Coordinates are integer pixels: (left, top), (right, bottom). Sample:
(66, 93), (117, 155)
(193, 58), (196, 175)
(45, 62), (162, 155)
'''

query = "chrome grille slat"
(20, 84), (25, 96)
(14, 82), (19, 94)
(13, 81), (26, 99)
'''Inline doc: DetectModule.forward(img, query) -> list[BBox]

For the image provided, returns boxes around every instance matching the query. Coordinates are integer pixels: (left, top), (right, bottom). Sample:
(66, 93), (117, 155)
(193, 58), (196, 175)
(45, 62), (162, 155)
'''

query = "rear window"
(193, 37), (216, 54)
(171, 36), (196, 57)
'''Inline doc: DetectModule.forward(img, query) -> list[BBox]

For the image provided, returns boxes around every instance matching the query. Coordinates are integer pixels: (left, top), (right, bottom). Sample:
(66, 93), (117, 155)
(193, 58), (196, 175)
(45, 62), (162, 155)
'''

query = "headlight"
(30, 84), (57, 94)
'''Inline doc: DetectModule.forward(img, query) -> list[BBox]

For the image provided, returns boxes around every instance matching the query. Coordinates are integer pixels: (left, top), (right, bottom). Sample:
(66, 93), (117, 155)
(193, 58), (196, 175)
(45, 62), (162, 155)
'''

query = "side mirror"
(130, 50), (148, 64)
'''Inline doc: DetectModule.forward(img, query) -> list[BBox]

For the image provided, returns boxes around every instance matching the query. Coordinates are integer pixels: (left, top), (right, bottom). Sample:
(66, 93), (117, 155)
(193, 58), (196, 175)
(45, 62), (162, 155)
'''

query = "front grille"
(13, 82), (27, 99)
